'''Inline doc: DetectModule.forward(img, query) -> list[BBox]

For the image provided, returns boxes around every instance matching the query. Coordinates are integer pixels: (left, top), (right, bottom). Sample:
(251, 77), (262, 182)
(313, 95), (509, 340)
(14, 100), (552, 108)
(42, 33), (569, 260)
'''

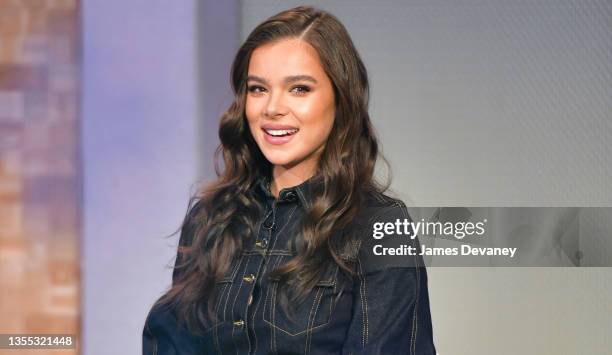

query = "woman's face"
(245, 38), (335, 177)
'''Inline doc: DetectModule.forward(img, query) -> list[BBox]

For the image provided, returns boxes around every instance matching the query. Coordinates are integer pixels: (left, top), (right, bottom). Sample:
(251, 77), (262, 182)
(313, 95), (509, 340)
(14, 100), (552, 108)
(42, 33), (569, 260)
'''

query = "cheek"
(245, 99), (255, 123)
(298, 102), (335, 141)
(245, 100), (260, 133)
(318, 118), (334, 144)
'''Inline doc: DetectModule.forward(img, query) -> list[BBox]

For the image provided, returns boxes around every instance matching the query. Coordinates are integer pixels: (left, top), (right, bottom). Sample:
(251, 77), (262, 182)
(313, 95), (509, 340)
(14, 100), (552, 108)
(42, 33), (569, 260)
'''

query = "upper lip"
(261, 124), (299, 131)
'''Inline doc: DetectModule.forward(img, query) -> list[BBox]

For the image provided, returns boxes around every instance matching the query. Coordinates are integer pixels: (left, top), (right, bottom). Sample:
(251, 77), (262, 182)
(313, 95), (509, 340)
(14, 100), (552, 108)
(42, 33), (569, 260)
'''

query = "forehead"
(248, 38), (325, 78)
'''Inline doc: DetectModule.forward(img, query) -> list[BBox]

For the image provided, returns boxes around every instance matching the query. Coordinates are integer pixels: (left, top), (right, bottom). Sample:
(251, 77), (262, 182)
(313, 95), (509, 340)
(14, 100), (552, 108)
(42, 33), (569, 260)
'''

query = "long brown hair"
(155, 5), (390, 334)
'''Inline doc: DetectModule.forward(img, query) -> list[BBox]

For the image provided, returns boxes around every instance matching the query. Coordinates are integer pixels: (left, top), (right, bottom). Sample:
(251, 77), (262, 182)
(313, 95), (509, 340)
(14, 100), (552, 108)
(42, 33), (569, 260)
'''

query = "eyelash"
(247, 85), (311, 95)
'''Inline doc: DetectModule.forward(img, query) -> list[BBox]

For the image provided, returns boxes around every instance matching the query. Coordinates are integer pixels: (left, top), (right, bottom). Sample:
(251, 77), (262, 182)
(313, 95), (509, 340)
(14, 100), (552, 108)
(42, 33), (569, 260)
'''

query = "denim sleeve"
(341, 202), (437, 355)
(142, 303), (204, 355)
(143, 201), (204, 355)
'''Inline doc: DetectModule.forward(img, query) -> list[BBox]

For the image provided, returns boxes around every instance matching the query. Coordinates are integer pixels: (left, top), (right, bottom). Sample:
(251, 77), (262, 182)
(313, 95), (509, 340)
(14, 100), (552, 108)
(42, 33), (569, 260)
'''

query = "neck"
(269, 143), (325, 197)
(270, 162), (317, 198)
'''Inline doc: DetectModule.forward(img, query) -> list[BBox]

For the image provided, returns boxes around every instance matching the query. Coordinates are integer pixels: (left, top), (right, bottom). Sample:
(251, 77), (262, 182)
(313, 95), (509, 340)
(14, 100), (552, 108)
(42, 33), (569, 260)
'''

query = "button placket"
(237, 201), (280, 349)
(257, 200), (276, 252)
(280, 190), (297, 202)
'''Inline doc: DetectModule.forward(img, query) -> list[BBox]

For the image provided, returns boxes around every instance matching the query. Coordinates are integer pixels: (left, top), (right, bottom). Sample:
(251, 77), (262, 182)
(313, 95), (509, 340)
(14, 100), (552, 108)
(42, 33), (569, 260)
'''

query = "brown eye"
(248, 85), (266, 93)
(291, 85), (311, 94)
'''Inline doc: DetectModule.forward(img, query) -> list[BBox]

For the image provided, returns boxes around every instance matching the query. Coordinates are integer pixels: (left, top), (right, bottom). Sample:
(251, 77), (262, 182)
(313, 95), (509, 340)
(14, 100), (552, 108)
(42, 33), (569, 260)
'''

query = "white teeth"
(265, 128), (298, 136)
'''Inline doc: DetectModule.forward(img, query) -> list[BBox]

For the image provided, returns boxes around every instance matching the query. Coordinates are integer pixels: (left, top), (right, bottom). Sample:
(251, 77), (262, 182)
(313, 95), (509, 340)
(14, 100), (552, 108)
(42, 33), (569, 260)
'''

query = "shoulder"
(143, 302), (203, 353)
(173, 198), (207, 282)
(181, 198), (207, 237)
(352, 189), (421, 273)
(355, 188), (413, 228)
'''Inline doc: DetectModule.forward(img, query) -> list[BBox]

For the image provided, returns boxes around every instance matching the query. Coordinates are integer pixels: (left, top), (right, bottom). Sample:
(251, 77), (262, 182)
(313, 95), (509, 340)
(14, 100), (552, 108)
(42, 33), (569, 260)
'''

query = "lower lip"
(262, 129), (298, 145)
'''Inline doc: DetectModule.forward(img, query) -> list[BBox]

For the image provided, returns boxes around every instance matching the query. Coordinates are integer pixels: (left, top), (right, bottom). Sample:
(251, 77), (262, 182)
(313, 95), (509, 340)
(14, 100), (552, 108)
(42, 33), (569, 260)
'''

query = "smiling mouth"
(262, 128), (299, 137)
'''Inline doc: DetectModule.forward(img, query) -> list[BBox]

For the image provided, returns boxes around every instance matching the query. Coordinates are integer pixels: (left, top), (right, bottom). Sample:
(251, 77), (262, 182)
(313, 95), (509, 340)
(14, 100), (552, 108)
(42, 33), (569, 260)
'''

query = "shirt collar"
(255, 173), (323, 208)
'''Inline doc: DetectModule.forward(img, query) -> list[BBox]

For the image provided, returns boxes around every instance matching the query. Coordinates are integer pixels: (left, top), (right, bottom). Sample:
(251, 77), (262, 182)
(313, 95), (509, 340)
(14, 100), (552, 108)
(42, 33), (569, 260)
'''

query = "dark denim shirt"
(143, 175), (436, 354)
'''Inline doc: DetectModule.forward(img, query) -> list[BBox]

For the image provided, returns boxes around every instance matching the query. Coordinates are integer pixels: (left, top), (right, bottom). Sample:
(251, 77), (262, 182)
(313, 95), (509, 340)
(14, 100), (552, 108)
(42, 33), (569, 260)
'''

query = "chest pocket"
(263, 264), (339, 336)
(205, 257), (242, 332)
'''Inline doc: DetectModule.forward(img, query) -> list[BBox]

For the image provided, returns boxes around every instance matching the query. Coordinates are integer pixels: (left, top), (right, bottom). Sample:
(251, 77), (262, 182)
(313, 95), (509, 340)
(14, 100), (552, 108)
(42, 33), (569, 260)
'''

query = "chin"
(264, 156), (297, 167)
(261, 151), (300, 167)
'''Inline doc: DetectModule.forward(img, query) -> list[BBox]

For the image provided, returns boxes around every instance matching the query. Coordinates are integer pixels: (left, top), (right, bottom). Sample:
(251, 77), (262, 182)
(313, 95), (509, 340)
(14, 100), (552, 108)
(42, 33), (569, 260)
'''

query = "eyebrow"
(246, 74), (318, 85)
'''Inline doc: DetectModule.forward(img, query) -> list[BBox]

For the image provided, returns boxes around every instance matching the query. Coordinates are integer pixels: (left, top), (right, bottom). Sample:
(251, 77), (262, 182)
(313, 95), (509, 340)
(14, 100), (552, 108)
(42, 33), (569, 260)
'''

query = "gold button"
(243, 274), (255, 283)
(233, 319), (244, 327)
(255, 238), (268, 249)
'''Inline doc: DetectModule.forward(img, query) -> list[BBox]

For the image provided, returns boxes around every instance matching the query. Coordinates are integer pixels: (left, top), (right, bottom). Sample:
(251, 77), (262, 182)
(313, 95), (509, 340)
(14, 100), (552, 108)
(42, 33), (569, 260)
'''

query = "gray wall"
(240, 1), (612, 354)
(241, 0), (612, 207)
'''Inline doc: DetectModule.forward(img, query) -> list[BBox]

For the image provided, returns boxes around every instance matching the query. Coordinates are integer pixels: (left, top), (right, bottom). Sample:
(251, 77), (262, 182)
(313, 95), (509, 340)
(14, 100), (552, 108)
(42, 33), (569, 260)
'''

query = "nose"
(264, 90), (288, 118)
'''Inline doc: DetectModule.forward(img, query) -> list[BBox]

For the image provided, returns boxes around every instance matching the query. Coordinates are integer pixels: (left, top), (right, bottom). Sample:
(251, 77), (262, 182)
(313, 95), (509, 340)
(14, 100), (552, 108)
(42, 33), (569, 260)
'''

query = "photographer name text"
(372, 218), (517, 258)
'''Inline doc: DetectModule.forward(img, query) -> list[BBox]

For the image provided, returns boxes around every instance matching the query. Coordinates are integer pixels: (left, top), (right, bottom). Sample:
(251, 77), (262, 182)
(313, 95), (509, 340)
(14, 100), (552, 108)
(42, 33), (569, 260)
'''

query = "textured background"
(0, 0), (79, 354)
(1, 0), (607, 354)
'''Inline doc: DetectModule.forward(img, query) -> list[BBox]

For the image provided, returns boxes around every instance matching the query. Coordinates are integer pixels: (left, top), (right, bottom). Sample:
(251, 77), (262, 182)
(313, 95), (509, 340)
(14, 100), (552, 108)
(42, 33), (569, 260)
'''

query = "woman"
(143, 5), (436, 354)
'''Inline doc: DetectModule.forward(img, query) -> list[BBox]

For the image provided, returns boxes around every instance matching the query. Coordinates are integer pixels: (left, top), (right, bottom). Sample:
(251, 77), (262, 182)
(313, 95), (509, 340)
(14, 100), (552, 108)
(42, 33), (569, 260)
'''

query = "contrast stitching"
(230, 255), (251, 355)
(411, 251), (421, 354)
(274, 205), (298, 236)
(228, 258), (241, 279)
(305, 287), (324, 355)
(264, 205), (299, 350)
(399, 200), (419, 355)
(358, 258), (369, 346)
(263, 314), (332, 336)
(246, 235), (270, 355)
(262, 270), (273, 351)
(229, 206), (273, 354)
(372, 192), (386, 203)
(366, 200), (402, 226)
(250, 294), (260, 355)
(330, 266), (338, 321)
(261, 279), (336, 337)
(269, 240), (287, 354)
(214, 282), (230, 354)
(222, 257), (243, 322)
(249, 255), (271, 355)
(304, 289), (321, 354)
(295, 186), (308, 207)
(356, 257), (368, 347)
(266, 213), (288, 355)
(243, 266), (254, 355)
(235, 210), (276, 355)
(271, 281), (279, 353)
